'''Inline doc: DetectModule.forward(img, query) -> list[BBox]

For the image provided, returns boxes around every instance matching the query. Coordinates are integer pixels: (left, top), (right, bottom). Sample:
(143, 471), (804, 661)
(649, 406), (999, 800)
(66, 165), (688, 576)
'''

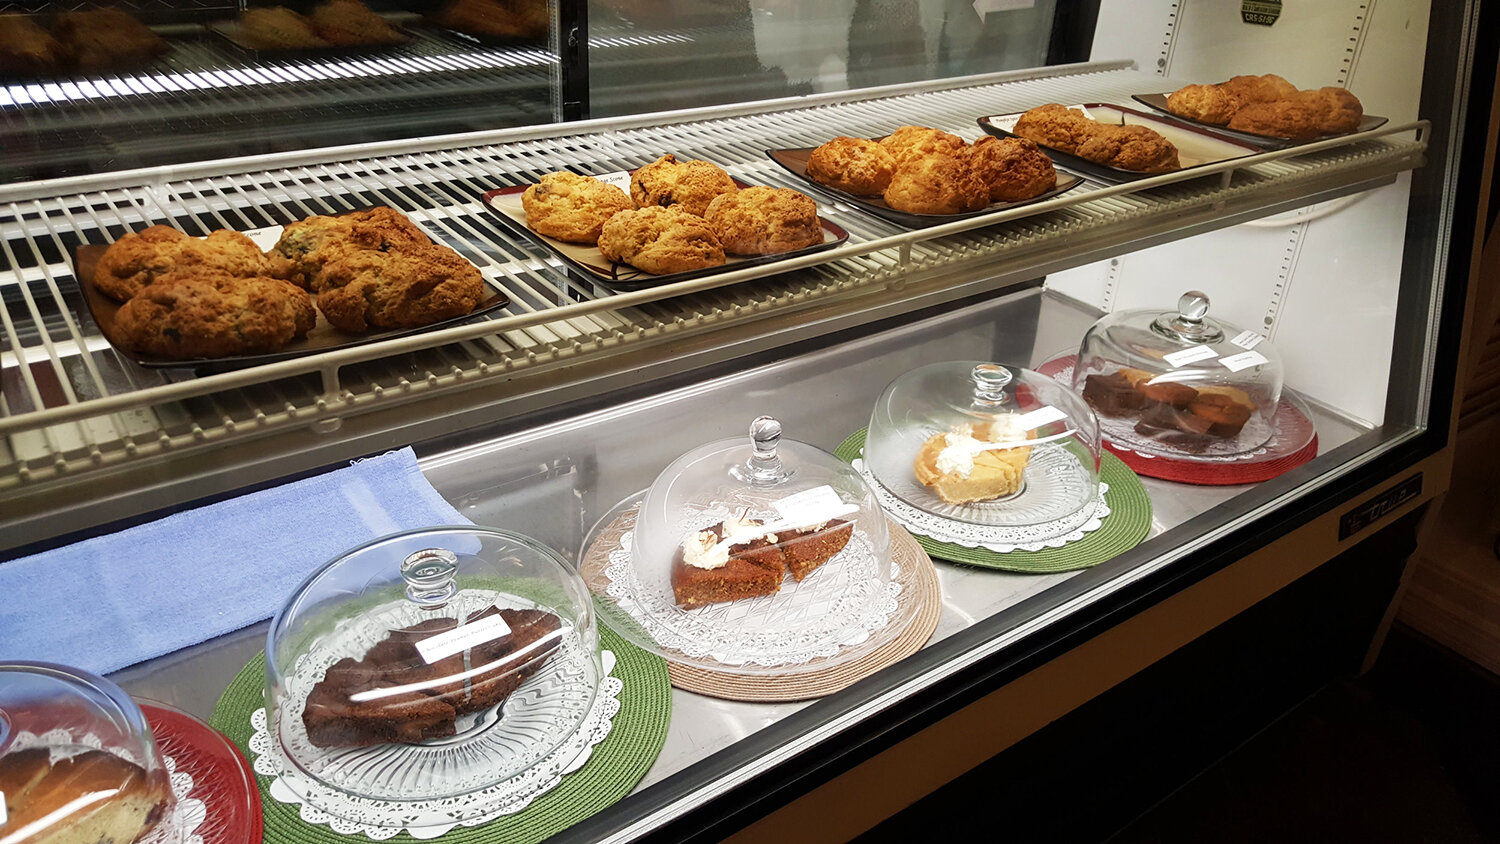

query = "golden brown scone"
(239, 7), (327, 49)
(704, 186), (823, 256)
(432, 0), (548, 39)
(967, 136), (1057, 202)
(1164, 84), (1246, 125)
(309, 0), (405, 45)
(1227, 99), (1324, 140)
(598, 206), (726, 275)
(1291, 86), (1363, 133)
(274, 207), (432, 290)
(522, 172), (634, 245)
(53, 9), (168, 72)
(111, 272), (316, 359)
(313, 242), (486, 333)
(883, 152), (990, 215)
(0, 15), (62, 76)
(1010, 104), (1095, 155)
(880, 126), (966, 167)
(1079, 124), (1181, 172)
(95, 226), (294, 302)
(806, 137), (896, 196)
(630, 154), (739, 217)
(1219, 73), (1298, 104)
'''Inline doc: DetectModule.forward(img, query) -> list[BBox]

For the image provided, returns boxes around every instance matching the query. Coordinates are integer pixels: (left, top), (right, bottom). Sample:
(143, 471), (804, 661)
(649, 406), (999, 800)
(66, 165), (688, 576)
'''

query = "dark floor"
(1106, 625), (1500, 844)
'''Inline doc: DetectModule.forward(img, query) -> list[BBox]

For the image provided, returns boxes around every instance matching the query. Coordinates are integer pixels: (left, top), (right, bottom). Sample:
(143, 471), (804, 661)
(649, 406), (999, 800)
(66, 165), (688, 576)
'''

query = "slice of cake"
(671, 517), (784, 608)
(913, 421), (1032, 505)
(778, 520), (853, 581)
(0, 748), (171, 844)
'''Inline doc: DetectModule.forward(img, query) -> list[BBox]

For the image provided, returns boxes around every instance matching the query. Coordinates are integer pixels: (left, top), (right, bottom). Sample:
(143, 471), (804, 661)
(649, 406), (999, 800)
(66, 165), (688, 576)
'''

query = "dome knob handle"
(971, 363), (1014, 407)
(1177, 291), (1210, 322)
(734, 415), (794, 486)
(402, 548), (458, 609)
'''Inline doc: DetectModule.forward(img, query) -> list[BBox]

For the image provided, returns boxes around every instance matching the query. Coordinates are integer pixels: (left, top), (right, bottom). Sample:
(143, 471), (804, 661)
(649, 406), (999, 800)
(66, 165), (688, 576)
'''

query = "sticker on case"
(595, 171), (633, 192)
(1230, 330), (1266, 350)
(1163, 345), (1219, 368)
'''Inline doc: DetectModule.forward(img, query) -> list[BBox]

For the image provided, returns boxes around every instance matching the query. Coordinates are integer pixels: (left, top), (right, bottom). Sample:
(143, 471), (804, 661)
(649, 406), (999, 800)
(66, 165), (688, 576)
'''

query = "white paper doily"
(6, 729), (206, 844)
(603, 503), (901, 668)
(853, 456), (1112, 552)
(249, 651), (623, 840)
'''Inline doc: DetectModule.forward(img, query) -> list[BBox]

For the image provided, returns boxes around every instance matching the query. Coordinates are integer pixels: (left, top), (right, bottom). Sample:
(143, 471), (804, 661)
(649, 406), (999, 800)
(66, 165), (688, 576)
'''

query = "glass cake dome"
(594, 415), (898, 674)
(865, 361), (1102, 539)
(265, 526), (600, 818)
(1074, 290), (1285, 458)
(0, 662), (174, 844)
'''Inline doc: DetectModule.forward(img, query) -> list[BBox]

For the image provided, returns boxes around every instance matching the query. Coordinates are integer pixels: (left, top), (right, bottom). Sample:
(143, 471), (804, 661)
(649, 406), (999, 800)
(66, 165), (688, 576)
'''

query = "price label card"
(1163, 345), (1219, 368)
(595, 171), (633, 192)
(1015, 405), (1069, 430)
(415, 611), (512, 665)
(774, 485), (848, 524)
(1230, 330), (1266, 350)
(1220, 350), (1270, 372)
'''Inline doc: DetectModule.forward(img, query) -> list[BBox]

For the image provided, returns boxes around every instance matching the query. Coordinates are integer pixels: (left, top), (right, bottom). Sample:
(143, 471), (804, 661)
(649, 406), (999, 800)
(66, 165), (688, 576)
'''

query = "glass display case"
(0, 0), (1492, 841)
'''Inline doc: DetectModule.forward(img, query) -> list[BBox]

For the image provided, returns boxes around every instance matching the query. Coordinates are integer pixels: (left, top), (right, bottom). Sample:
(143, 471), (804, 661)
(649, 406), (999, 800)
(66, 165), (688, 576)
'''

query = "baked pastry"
(1290, 86), (1364, 134)
(630, 154), (739, 217)
(309, 0), (405, 46)
(805, 136), (896, 196)
(1012, 104), (1180, 173)
(913, 421), (1032, 505)
(597, 205), (726, 274)
(1082, 370), (1147, 416)
(1227, 99), (1325, 140)
(1188, 386), (1256, 437)
(704, 186), (823, 256)
(431, 0), (548, 40)
(1136, 377), (1198, 407)
(1219, 73), (1298, 104)
(274, 206), (432, 290)
(312, 242), (486, 333)
(880, 125), (966, 167)
(967, 135), (1057, 202)
(239, 7), (327, 49)
(0, 748), (170, 844)
(671, 514), (854, 607)
(0, 14), (62, 76)
(302, 605), (563, 748)
(883, 151), (990, 215)
(95, 225), (294, 302)
(1164, 83), (1246, 125)
(522, 171), (634, 245)
(53, 9), (167, 73)
(111, 272), (316, 358)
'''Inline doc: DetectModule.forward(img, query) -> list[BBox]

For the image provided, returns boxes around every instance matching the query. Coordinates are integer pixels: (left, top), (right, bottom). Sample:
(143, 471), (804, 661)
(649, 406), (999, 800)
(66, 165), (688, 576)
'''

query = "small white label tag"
(1220, 350), (1270, 372)
(1015, 405), (1069, 430)
(415, 611), (512, 665)
(773, 485), (847, 525)
(1163, 345), (1219, 368)
(973, 0), (1035, 14)
(595, 171), (633, 192)
(1, 791), (7, 826)
(1230, 330), (1266, 350)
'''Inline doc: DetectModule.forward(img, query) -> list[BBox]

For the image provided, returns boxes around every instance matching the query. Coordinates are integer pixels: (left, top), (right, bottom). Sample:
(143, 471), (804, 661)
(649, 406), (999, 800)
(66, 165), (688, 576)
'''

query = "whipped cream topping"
(680, 513), (776, 570)
(934, 416), (1030, 478)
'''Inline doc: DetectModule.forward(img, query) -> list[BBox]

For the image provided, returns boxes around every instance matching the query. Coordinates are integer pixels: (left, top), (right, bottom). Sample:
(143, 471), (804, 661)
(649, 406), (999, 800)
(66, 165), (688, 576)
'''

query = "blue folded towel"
(0, 448), (468, 676)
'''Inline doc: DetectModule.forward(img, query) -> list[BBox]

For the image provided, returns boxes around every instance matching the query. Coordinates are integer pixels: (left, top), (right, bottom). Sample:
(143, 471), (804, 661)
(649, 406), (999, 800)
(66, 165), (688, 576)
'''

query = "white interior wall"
(1050, 0), (1430, 425)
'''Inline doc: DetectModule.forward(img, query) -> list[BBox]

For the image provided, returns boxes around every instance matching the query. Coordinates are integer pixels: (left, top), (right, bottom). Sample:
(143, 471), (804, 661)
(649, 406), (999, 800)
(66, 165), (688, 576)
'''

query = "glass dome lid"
(265, 526), (600, 812)
(0, 662), (174, 844)
(865, 361), (1102, 536)
(1073, 291), (1285, 458)
(607, 416), (895, 674)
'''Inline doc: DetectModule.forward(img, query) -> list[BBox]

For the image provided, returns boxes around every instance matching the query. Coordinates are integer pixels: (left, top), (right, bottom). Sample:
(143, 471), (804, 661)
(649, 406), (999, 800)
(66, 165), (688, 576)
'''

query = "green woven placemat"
(209, 626), (669, 843)
(835, 428), (1151, 572)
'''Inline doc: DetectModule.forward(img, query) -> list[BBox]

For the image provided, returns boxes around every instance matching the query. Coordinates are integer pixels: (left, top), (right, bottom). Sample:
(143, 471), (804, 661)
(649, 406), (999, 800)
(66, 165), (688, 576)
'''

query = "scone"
(1228, 99), (1325, 140)
(1078, 123), (1181, 172)
(1291, 86), (1363, 134)
(704, 186), (823, 256)
(883, 152), (989, 215)
(0, 14), (62, 76)
(880, 126), (966, 167)
(238, 6), (327, 49)
(309, 0), (405, 45)
(913, 423), (1032, 505)
(52, 9), (168, 72)
(630, 154), (739, 217)
(432, 0), (549, 40)
(274, 206), (432, 290)
(598, 205), (726, 274)
(522, 171), (634, 244)
(1219, 73), (1298, 104)
(95, 226), (294, 302)
(806, 136), (897, 196)
(967, 135), (1056, 202)
(111, 272), (316, 358)
(1165, 83), (1245, 125)
(1011, 104), (1094, 155)
(313, 241), (486, 332)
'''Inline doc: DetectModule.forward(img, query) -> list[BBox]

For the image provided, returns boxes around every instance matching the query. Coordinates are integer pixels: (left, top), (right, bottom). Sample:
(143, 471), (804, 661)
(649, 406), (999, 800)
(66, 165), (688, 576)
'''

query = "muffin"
(967, 135), (1057, 202)
(597, 205), (726, 275)
(704, 186), (823, 256)
(630, 154), (739, 217)
(806, 136), (897, 196)
(522, 172), (635, 245)
(883, 152), (989, 215)
(111, 272), (316, 358)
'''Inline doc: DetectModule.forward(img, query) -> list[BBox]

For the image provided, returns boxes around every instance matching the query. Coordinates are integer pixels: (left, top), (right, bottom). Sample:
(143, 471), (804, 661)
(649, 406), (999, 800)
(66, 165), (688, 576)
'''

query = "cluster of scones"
(1083, 367), (1256, 439)
(805, 126), (1058, 213)
(0, 8), (167, 76)
(1166, 73), (1363, 140)
(1012, 105), (1181, 173)
(96, 206), (484, 359)
(239, 0), (406, 50)
(522, 154), (825, 275)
